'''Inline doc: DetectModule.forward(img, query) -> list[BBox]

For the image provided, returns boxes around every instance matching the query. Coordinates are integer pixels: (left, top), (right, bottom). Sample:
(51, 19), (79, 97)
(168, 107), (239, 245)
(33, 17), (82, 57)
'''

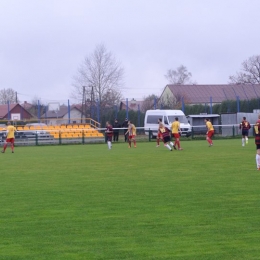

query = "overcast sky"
(1, 0), (260, 105)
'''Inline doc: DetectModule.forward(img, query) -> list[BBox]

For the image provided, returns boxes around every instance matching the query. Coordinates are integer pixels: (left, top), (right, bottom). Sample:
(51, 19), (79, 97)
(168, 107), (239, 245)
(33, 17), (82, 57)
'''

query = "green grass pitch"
(0, 139), (260, 260)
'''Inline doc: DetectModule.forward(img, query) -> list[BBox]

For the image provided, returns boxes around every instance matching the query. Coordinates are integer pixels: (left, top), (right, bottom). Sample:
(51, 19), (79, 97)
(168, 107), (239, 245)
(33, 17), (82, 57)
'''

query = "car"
(0, 123), (53, 141)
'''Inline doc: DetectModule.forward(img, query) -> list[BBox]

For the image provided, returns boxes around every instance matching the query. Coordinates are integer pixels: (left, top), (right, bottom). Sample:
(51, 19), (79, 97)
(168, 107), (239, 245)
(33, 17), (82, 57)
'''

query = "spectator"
(112, 119), (121, 142)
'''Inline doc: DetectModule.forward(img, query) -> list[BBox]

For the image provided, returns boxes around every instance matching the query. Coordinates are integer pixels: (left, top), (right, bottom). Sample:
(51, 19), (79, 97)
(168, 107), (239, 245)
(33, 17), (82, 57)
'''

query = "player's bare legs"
(256, 149), (260, 170)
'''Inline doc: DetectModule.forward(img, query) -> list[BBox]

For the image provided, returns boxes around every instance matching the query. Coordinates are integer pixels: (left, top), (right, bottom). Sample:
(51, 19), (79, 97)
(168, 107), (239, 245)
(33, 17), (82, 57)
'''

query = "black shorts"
(107, 136), (112, 142)
(163, 136), (171, 143)
(256, 144), (260, 150)
(242, 130), (249, 136)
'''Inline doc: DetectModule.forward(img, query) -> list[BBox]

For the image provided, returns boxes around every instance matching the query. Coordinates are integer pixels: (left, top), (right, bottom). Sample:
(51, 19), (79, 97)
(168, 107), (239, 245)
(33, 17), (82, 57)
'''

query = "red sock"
(157, 139), (159, 145)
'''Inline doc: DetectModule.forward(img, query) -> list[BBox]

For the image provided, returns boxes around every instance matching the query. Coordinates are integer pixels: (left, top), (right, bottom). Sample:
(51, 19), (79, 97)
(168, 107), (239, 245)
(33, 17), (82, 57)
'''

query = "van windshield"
(168, 116), (188, 124)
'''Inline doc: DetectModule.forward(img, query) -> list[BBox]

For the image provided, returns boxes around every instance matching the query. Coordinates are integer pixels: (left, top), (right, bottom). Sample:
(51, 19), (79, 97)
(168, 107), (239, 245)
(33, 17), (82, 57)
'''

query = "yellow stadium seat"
(51, 130), (59, 135)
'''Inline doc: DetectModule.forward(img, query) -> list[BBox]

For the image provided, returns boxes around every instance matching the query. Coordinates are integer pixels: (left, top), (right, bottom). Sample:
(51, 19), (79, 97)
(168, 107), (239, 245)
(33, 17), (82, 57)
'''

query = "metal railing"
(0, 125), (255, 147)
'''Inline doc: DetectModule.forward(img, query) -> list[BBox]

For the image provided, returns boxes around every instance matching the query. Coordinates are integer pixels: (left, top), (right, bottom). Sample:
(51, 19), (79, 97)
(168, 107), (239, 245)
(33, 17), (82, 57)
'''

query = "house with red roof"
(0, 103), (34, 121)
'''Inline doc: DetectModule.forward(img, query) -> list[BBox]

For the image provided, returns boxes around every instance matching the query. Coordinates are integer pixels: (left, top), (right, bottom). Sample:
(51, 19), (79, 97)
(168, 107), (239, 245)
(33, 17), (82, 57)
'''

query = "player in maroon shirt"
(254, 115), (260, 170)
(105, 121), (113, 150)
(158, 123), (175, 151)
(239, 116), (251, 146)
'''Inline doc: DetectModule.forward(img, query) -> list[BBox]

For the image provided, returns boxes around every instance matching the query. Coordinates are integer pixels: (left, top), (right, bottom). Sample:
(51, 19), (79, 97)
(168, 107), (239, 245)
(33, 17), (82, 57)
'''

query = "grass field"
(0, 139), (260, 260)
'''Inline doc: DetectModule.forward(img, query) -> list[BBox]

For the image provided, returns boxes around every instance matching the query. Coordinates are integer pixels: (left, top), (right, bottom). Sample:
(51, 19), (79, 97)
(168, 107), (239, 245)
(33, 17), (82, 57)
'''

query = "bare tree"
(28, 96), (45, 117)
(0, 88), (18, 104)
(229, 55), (260, 84)
(72, 44), (124, 118)
(165, 65), (195, 85)
(159, 91), (190, 109)
(141, 94), (159, 112)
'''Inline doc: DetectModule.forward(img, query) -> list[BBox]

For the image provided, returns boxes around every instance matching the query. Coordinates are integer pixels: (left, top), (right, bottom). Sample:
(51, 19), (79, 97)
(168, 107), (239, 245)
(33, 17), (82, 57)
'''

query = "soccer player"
(158, 122), (174, 151)
(105, 121), (113, 150)
(171, 117), (183, 150)
(1, 121), (16, 153)
(254, 114), (260, 170)
(205, 118), (214, 147)
(239, 116), (251, 146)
(121, 118), (129, 142)
(156, 118), (163, 147)
(125, 120), (137, 148)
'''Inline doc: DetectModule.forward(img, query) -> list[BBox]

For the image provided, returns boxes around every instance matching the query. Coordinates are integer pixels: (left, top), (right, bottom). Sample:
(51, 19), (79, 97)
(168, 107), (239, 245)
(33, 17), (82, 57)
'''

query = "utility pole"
(81, 86), (86, 123)
(90, 85), (94, 119)
(15, 92), (18, 103)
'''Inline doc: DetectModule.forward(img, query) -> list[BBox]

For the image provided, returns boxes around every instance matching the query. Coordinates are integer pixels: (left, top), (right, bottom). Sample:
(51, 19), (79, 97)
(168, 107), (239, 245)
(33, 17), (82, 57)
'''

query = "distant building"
(21, 101), (34, 110)
(159, 84), (260, 107)
(41, 105), (85, 125)
(120, 99), (147, 112)
(0, 103), (34, 121)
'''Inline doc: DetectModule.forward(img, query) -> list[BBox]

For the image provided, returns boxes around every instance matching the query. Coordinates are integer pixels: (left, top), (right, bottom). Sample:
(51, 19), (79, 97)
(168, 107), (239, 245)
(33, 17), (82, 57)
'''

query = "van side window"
(164, 117), (168, 125)
(147, 115), (163, 124)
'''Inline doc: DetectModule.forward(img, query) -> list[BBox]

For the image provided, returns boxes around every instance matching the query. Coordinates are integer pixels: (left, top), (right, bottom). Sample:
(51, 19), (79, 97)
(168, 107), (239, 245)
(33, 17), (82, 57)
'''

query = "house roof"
(0, 103), (34, 119)
(165, 84), (260, 103)
(41, 105), (83, 118)
(0, 104), (17, 118)
(120, 100), (146, 111)
(21, 101), (33, 110)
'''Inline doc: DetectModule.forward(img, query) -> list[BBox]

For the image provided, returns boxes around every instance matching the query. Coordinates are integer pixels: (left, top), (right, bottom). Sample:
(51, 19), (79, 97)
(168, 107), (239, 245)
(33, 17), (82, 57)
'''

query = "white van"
(144, 109), (192, 138)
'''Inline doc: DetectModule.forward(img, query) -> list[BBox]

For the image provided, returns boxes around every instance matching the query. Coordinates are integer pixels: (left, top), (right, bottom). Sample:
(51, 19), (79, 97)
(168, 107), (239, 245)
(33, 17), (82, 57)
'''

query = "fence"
(0, 124), (256, 147)
(3, 96), (260, 131)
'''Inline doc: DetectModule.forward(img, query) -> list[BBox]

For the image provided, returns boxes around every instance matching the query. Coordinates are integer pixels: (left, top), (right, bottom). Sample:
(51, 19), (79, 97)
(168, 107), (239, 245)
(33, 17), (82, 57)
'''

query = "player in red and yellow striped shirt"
(125, 120), (137, 148)
(171, 117), (183, 150)
(1, 121), (16, 153)
(205, 118), (214, 147)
